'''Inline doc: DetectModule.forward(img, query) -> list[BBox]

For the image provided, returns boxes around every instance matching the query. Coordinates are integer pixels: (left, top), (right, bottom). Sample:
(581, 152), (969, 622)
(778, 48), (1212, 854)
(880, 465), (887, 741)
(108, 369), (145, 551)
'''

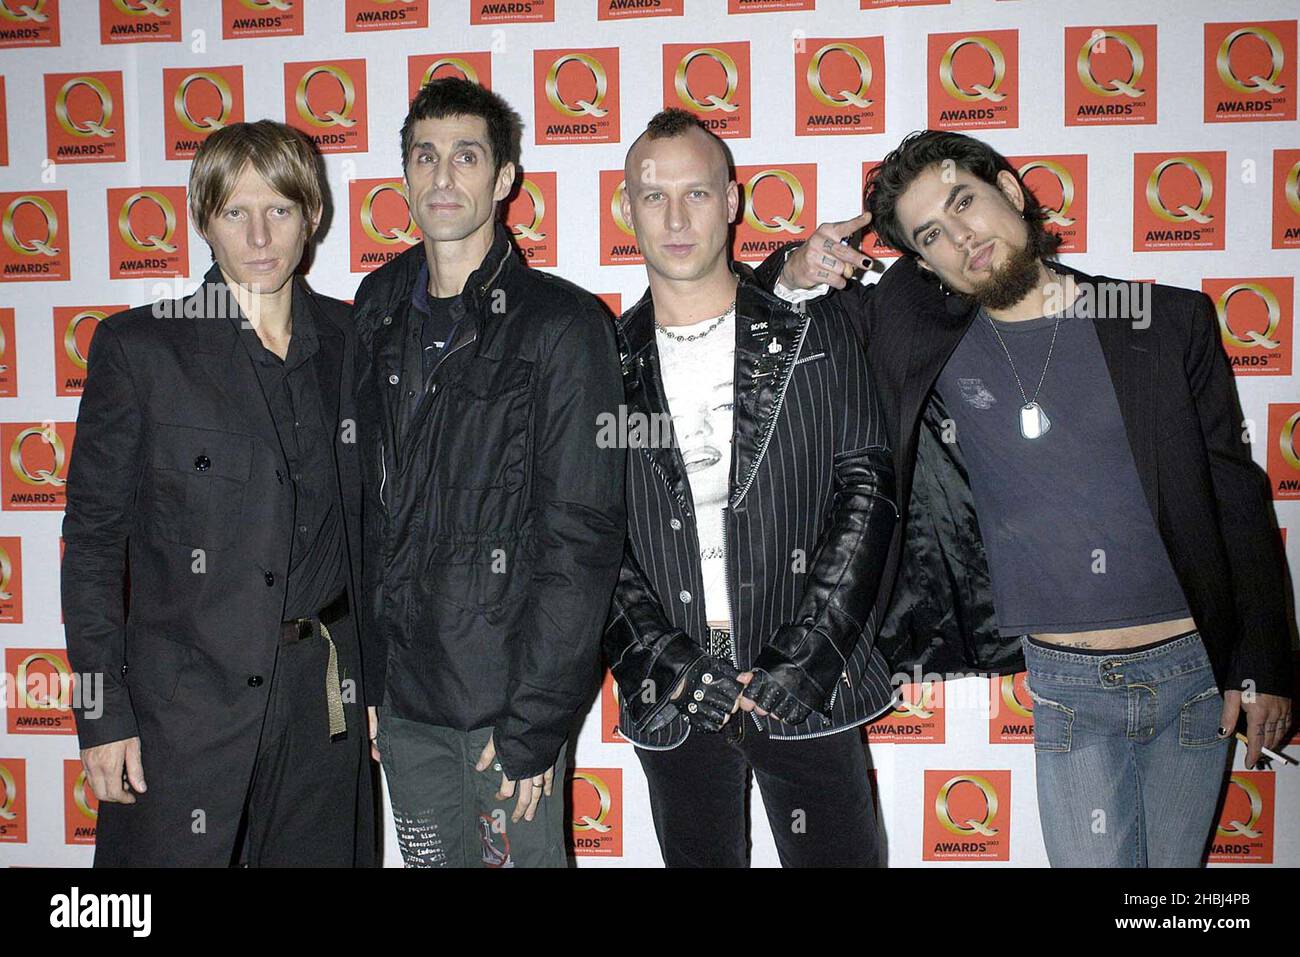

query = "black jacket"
(604, 265), (899, 748)
(756, 251), (1294, 699)
(353, 223), (627, 779)
(61, 265), (374, 865)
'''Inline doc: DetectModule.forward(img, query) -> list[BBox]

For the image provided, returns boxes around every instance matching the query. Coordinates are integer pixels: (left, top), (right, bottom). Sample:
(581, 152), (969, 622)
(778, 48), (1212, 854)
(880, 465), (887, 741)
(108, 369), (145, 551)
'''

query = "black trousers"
(232, 620), (367, 867)
(634, 716), (881, 867)
(94, 616), (369, 867)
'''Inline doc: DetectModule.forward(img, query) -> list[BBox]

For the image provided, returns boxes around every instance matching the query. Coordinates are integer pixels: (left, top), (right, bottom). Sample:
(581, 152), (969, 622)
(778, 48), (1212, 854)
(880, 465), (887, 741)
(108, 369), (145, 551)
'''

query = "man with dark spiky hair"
(353, 78), (625, 867)
(764, 129), (1293, 867)
(605, 108), (898, 867)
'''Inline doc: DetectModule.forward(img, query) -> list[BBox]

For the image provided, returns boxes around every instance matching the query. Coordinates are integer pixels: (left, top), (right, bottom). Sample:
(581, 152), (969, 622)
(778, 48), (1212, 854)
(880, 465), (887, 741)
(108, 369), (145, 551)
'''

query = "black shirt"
(413, 259), (457, 382)
(396, 258), (462, 444)
(229, 282), (346, 620)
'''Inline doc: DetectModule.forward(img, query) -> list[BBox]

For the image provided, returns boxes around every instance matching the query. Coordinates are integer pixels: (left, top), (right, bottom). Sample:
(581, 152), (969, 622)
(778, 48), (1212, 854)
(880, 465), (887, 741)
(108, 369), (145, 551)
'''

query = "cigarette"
(1234, 732), (1298, 766)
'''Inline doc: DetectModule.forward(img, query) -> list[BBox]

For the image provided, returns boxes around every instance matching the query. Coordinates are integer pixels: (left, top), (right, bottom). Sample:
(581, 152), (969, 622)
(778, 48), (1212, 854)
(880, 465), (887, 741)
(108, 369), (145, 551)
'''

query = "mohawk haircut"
(644, 107), (711, 140)
(631, 108), (734, 180)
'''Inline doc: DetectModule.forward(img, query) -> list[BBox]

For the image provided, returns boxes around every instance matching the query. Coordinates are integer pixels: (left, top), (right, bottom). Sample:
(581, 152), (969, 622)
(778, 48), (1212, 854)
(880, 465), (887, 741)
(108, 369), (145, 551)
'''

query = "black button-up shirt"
(229, 282), (346, 620)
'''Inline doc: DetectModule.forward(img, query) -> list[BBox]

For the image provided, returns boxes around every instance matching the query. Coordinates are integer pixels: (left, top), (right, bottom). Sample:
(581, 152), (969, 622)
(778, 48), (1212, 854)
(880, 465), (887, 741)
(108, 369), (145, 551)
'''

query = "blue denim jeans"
(1021, 632), (1231, 867)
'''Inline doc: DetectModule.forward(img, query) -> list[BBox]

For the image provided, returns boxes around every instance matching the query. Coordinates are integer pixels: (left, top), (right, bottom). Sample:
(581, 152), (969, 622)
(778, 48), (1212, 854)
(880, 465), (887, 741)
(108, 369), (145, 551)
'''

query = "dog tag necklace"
(984, 312), (1059, 440)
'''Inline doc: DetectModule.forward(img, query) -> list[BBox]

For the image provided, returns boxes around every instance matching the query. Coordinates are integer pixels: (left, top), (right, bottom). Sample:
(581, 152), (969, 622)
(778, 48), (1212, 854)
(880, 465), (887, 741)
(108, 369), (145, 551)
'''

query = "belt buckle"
(707, 627), (733, 661)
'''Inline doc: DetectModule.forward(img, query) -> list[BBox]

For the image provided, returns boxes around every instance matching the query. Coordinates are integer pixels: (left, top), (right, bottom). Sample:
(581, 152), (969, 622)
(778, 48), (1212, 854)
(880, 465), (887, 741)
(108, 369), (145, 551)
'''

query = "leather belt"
(279, 591), (349, 738)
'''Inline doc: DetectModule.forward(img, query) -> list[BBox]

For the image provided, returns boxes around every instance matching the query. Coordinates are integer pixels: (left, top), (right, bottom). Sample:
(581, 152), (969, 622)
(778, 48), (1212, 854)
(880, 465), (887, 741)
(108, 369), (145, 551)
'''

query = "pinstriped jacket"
(603, 265), (900, 749)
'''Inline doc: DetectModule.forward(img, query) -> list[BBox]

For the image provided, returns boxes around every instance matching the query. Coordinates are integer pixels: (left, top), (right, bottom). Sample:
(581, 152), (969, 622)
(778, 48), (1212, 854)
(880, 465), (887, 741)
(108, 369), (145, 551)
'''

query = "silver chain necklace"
(984, 312), (1059, 440)
(655, 301), (735, 343)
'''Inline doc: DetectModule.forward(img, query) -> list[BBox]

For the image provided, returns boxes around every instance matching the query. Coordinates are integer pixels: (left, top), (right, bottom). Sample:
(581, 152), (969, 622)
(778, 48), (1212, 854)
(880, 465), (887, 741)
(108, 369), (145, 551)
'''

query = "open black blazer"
(756, 251), (1294, 699)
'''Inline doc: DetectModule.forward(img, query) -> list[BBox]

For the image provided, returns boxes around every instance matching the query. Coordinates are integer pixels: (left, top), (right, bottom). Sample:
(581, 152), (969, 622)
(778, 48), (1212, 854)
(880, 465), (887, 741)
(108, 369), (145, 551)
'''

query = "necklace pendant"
(1019, 401), (1051, 440)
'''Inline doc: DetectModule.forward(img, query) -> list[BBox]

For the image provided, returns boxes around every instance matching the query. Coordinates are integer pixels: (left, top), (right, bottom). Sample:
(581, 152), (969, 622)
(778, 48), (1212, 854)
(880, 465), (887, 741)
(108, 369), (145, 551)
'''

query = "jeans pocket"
(1025, 684), (1074, 753)
(1179, 685), (1224, 748)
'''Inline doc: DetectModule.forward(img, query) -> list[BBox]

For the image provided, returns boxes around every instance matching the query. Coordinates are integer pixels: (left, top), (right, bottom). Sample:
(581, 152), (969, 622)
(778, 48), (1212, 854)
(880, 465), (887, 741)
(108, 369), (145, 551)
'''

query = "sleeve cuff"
(73, 685), (139, 750)
(619, 631), (703, 733)
(753, 646), (834, 715)
(774, 278), (832, 304)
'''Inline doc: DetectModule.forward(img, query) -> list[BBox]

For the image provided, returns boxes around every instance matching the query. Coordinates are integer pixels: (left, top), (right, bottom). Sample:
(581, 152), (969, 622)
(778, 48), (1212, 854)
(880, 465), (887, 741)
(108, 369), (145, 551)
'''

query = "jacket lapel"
(187, 266), (287, 465)
(903, 289), (978, 429)
(619, 291), (693, 511)
(729, 281), (807, 507)
(619, 274), (811, 512)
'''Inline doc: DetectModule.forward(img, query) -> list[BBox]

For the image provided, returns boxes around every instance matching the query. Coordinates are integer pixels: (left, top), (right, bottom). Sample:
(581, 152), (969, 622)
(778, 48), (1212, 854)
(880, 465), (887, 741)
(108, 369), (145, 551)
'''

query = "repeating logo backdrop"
(0, 0), (1295, 868)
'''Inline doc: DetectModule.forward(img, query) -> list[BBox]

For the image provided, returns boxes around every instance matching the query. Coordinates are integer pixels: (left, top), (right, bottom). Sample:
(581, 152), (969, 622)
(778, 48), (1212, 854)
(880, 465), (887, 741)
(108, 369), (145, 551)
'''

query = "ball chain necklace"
(655, 301), (736, 343)
(984, 311), (1059, 440)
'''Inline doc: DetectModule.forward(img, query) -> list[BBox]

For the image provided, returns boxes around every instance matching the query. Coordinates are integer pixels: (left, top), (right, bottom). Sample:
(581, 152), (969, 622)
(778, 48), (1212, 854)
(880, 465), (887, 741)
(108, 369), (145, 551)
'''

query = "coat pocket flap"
(151, 422), (253, 481)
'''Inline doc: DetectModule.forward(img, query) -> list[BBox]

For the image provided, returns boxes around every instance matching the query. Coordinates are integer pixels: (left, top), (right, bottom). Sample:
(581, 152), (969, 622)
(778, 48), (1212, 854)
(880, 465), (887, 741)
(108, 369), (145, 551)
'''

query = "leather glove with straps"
(742, 668), (815, 726)
(672, 656), (744, 732)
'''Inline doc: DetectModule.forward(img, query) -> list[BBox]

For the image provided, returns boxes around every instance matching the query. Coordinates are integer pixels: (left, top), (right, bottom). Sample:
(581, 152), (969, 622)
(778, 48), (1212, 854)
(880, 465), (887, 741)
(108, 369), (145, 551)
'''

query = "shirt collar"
(220, 271), (319, 369)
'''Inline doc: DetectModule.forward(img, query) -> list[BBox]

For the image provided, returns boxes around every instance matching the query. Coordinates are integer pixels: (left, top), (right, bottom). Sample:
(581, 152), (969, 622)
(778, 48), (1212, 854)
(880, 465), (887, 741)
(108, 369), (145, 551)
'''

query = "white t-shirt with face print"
(656, 311), (735, 629)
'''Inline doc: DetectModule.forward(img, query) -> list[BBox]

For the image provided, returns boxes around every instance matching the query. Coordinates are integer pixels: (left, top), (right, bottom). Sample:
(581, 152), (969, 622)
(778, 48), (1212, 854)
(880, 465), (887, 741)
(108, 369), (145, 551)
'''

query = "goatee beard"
(968, 240), (1042, 311)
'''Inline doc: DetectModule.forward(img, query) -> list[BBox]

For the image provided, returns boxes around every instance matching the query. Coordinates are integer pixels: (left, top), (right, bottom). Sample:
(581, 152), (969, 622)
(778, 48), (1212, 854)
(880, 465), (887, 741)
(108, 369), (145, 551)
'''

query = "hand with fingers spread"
(81, 737), (146, 804)
(1220, 690), (1293, 768)
(474, 734), (555, 824)
(737, 669), (815, 726)
(670, 655), (745, 732)
(778, 212), (876, 292)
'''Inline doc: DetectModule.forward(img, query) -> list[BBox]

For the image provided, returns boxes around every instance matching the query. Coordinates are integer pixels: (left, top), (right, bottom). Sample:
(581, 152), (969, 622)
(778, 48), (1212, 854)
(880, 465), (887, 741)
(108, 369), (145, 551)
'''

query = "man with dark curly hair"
(764, 129), (1293, 867)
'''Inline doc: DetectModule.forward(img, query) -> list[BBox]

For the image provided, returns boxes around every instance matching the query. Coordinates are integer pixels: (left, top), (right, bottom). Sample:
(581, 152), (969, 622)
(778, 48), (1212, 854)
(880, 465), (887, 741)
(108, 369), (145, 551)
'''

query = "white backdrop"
(0, 0), (1295, 868)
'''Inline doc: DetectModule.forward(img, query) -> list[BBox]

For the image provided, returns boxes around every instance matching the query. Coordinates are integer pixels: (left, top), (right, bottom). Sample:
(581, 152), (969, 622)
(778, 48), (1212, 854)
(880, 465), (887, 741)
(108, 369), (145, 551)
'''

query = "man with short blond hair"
(63, 120), (374, 867)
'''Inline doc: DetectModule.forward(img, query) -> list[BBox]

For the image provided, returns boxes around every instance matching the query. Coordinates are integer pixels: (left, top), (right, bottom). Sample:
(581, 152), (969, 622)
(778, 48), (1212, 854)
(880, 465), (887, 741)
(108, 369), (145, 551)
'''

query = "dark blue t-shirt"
(935, 299), (1190, 637)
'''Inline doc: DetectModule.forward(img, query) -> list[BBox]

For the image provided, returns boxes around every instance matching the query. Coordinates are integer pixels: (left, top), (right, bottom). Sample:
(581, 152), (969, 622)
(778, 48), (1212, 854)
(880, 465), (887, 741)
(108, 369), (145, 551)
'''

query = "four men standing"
(61, 81), (1292, 867)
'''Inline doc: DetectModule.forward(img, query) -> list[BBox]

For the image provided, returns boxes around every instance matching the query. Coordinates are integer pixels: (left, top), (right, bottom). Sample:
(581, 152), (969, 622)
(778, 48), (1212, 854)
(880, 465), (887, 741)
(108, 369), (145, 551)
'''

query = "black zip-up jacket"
(755, 250), (1295, 700)
(353, 223), (627, 779)
(604, 265), (900, 748)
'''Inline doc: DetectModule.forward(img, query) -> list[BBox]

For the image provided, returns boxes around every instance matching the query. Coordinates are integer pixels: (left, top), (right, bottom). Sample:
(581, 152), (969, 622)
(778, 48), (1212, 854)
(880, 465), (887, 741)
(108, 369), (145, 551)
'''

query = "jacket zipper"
(728, 317), (810, 728)
(400, 248), (503, 459)
(719, 509), (739, 671)
(772, 701), (893, 741)
(719, 507), (761, 731)
(731, 318), (810, 508)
